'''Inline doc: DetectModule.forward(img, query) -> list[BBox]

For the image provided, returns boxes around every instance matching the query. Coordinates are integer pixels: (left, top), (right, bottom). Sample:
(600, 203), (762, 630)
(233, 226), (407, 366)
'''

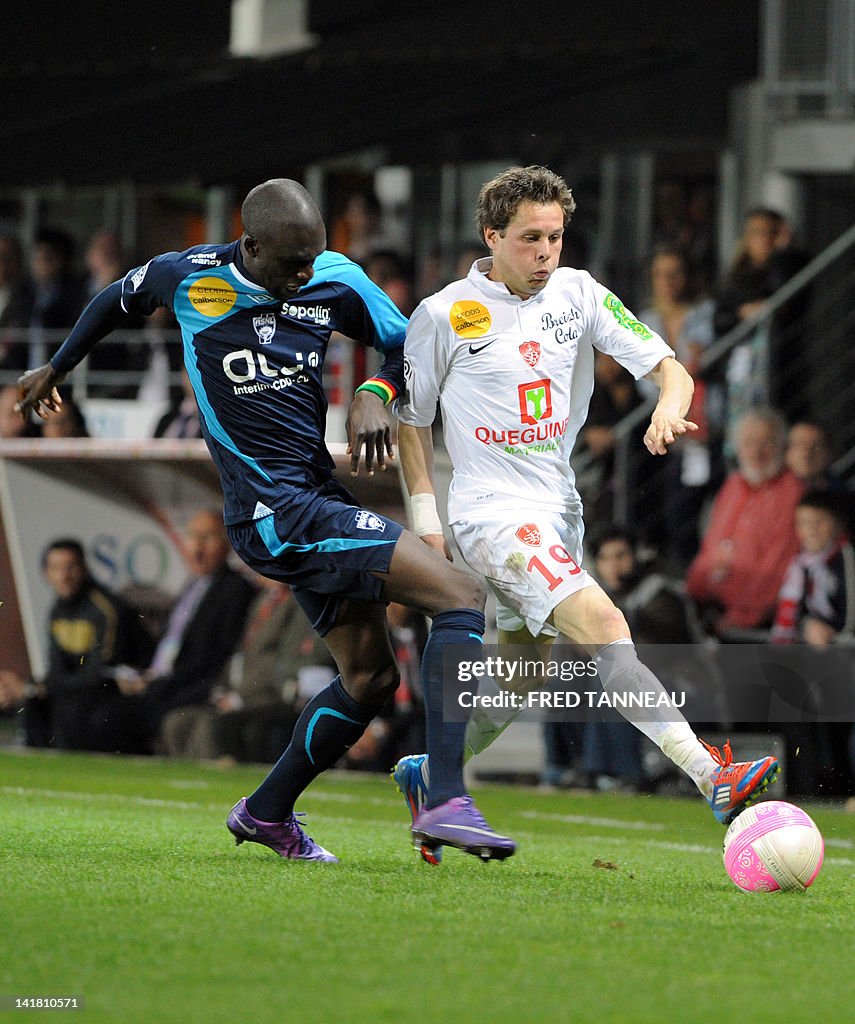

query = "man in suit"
(116, 508), (256, 749)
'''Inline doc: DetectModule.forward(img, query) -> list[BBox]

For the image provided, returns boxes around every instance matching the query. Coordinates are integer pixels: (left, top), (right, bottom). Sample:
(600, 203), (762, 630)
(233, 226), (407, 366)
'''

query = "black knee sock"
(422, 607), (486, 808)
(245, 676), (375, 821)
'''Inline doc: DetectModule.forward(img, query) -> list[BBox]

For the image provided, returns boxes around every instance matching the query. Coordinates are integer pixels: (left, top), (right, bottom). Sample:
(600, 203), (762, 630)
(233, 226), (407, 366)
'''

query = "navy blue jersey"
(116, 243), (406, 524)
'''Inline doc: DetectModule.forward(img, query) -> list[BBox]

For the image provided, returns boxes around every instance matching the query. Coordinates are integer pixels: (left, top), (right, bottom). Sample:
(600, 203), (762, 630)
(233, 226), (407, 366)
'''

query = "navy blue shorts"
(227, 478), (403, 636)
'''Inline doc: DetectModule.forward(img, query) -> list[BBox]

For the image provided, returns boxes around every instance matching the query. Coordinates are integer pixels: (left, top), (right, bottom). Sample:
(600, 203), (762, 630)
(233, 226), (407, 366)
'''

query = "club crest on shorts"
(515, 523), (542, 547)
(519, 340), (541, 368)
(354, 510), (386, 532)
(252, 314), (276, 344)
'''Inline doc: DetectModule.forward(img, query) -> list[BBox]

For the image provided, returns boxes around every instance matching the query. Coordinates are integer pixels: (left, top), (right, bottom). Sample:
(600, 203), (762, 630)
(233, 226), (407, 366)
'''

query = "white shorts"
(450, 507), (597, 637)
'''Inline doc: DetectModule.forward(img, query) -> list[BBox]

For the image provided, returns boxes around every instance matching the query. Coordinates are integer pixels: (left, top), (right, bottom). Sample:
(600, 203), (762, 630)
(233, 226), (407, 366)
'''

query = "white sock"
(595, 640), (717, 798)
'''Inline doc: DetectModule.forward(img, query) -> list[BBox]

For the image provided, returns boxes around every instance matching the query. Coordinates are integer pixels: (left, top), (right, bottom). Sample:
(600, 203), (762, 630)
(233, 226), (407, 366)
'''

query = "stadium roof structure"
(2, 1), (759, 188)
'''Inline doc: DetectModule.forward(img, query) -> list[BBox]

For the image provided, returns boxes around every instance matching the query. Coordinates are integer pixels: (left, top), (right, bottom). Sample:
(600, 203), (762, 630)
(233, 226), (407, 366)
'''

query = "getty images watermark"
(456, 654), (685, 713)
(442, 643), (855, 724)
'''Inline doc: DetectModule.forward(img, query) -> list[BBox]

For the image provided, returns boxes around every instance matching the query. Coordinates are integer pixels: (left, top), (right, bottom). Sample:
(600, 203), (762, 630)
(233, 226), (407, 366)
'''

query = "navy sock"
(422, 607), (485, 808)
(246, 676), (375, 821)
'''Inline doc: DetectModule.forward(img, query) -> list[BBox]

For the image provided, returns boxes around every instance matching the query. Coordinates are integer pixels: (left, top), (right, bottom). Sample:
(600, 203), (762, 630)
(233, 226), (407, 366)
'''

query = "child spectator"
(771, 491), (855, 646)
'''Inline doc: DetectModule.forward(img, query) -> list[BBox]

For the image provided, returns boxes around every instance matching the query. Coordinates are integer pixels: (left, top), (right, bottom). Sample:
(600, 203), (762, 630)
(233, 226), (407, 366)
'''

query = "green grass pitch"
(1, 749), (853, 1024)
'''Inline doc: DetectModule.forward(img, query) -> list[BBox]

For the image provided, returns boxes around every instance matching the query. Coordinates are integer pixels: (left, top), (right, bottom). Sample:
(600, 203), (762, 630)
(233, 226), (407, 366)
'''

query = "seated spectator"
(686, 406), (804, 638)
(771, 491), (854, 646)
(114, 509), (256, 748)
(160, 578), (335, 763)
(769, 490), (855, 796)
(785, 420), (849, 493)
(29, 230), (86, 355)
(0, 233), (34, 370)
(0, 538), (153, 751)
(40, 389), (89, 438)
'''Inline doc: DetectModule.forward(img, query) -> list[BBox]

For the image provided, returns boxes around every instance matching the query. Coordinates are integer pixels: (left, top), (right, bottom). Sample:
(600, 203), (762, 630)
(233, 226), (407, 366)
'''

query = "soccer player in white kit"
(393, 165), (779, 864)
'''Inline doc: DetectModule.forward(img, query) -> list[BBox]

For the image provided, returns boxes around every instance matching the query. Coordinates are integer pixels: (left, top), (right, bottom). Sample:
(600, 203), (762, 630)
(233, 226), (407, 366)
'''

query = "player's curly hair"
(475, 165), (576, 234)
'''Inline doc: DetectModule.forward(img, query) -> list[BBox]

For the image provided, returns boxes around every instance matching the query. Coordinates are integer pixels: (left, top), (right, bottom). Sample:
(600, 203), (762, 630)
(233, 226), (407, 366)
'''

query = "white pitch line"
(520, 810), (667, 831)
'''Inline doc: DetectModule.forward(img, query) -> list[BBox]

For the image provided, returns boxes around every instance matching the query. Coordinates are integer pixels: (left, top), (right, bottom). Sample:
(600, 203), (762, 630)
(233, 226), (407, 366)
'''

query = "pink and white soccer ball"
(723, 800), (824, 893)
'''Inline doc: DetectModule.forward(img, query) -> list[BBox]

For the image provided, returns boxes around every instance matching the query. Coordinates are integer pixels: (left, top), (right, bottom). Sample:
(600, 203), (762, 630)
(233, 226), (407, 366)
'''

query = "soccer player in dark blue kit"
(16, 179), (516, 864)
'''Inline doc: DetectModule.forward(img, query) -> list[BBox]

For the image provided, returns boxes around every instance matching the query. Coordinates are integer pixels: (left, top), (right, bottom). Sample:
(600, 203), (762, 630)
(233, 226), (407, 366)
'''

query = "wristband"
(355, 380), (396, 405)
(410, 492), (444, 537)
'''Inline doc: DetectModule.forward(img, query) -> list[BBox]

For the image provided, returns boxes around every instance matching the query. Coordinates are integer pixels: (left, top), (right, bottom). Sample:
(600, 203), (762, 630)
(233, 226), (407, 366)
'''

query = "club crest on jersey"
(252, 314), (276, 344)
(515, 523), (542, 547)
(519, 341), (540, 367)
(354, 510), (386, 532)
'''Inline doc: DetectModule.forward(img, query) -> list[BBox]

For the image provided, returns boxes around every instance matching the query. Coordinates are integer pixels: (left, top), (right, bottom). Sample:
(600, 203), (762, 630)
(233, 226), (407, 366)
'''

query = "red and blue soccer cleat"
(392, 754), (442, 864)
(702, 739), (780, 825)
(226, 798), (338, 862)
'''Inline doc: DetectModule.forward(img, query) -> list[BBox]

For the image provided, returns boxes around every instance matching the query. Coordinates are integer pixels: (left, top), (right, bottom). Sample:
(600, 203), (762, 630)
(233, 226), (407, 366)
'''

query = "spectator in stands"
(40, 388), (89, 438)
(29, 229), (86, 335)
(114, 508), (256, 748)
(785, 420), (848, 494)
(0, 538), (153, 751)
(160, 578), (336, 763)
(153, 368), (202, 439)
(771, 490), (854, 646)
(686, 405), (804, 638)
(640, 246), (720, 566)
(0, 233), (34, 370)
(83, 230), (125, 302)
(364, 249), (416, 316)
(713, 207), (809, 417)
(330, 190), (388, 265)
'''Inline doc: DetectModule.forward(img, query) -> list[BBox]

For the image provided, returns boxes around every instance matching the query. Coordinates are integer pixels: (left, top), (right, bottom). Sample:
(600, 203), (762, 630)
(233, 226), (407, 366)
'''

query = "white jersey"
(398, 258), (674, 524)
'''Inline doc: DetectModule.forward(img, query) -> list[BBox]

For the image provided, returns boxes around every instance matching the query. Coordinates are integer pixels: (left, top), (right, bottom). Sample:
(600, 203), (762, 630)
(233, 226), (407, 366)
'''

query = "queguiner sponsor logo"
(473, 418), (569, 447)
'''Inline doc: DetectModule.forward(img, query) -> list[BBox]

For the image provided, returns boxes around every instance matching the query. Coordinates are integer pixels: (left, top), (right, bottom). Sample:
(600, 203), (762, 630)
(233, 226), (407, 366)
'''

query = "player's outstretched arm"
(16, 279), (131, 423)
(398, 422), (451, 561)
(643, 356), (698, 456)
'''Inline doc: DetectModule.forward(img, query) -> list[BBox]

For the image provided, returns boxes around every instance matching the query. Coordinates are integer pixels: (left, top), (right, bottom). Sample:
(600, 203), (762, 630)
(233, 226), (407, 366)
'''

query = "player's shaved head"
(239, 178), (326, 299)
(241, 179), (323, 241)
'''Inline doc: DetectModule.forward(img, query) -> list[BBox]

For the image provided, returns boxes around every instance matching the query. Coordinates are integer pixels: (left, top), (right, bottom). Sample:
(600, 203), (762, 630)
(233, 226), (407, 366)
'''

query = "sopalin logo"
(517, 378), (553, 426)
(281, 303), (331, 326)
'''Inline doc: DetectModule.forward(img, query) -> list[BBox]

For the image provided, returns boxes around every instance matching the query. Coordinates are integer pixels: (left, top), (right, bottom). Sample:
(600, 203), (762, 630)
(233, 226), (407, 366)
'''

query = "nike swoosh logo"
(431, 824), (498, 836)
(236, 818), (257, 835)
(468, 340), (496, 355)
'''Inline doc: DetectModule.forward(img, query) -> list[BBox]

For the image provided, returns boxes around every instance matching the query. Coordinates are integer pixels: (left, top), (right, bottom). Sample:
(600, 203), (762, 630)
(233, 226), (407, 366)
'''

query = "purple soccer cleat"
(412, 796), (516, 862)
(226, 798), (338, 863)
